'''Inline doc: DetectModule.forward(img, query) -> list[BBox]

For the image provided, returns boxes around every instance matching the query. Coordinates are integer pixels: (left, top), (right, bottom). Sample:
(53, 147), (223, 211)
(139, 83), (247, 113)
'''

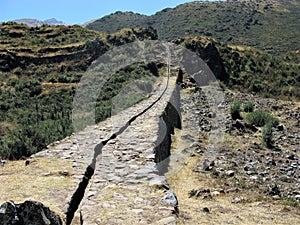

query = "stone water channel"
(27, 71), (182, 224)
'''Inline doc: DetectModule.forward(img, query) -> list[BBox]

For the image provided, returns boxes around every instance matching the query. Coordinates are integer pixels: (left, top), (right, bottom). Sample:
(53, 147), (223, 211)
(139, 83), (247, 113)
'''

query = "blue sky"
(0, 0), (218, 25)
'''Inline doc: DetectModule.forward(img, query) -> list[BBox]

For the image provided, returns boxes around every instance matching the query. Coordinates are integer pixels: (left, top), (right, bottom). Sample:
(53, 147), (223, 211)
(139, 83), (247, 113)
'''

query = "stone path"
(31, 76), (180, 224)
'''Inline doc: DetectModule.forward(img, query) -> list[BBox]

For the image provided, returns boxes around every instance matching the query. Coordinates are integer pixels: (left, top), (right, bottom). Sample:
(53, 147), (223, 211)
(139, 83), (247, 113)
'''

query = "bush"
(230, 100), (241, 120)
(262, 123), (274, 147)
(243, 99), (254, 112)
(245, 110), (279, 127)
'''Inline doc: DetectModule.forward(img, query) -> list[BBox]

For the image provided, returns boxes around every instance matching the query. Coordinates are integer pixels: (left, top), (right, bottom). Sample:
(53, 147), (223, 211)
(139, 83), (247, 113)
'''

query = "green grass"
(278, 198), (300, 208)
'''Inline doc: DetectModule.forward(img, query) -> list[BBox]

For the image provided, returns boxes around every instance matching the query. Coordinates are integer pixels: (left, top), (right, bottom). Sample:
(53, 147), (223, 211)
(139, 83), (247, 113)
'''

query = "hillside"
(0, 3), (300, 224)
(0, 22), (158, 159)
(0, 22), (299, 159)
(86, 0), (300, 55)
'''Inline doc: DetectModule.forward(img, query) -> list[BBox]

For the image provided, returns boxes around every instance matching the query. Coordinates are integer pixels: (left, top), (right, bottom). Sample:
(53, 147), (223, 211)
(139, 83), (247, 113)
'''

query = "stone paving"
(32, 76), (179, 224)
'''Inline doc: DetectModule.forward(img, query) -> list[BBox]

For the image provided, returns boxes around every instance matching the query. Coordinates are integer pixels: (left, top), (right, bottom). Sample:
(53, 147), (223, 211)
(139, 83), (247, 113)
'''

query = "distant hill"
(12, 18), (65, 26)
(86, 0), (300, 55)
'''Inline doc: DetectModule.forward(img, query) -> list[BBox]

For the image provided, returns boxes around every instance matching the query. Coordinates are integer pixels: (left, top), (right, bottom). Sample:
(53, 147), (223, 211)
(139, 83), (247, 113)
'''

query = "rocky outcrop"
(0, 200), (62, 225)
(174, 37), (229, 82)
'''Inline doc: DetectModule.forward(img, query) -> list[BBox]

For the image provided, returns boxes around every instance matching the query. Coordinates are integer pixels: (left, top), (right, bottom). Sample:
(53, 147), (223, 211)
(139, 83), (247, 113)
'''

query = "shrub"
(230, 100), (241, 120)
(262, 123), (274, 147)
(245, 110), (279, 127)
(243, 99), (254, 112)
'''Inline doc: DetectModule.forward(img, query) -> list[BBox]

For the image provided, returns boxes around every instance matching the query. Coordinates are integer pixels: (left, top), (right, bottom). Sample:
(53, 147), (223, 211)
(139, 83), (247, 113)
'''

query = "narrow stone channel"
(66, 71), (172, 225)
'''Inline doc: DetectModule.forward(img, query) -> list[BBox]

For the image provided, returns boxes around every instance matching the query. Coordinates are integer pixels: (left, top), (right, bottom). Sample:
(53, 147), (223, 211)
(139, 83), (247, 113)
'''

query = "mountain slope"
(86, 0), (300, 55)
(85, 11), (147, 32)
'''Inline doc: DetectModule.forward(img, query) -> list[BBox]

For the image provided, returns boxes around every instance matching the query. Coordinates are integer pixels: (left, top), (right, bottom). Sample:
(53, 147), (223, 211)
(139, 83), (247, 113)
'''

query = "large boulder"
(0, 200), (62, 225)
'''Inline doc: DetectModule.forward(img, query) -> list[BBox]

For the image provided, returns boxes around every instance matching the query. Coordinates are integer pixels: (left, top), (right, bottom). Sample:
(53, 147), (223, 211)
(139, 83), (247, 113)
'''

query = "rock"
(267, 159), (276, 166)
(233, 119), (245, 129)
(287, 170), (295, 177)
(244, 163), (255, 171)
(0, 201), (18, 224)
(202, 159), (214, 171)
(25, 159), (30, 166)
(190, 142), (200, 148)
(212, 191), (221, 196)
(269, 185), (281, 197)
(154, 216), (176, 224)
(131, 209), (143, 214)
(149, 176), (170, 190)
(288, 154), (296, 160)
(226, 170), (235, 177)
(0, 200), (62, 225)
(208, 112), (216, 118)
(295, 195), (300, 201)
(249, 175), (258, 180)
(203, 207), (210, 213)
(226, 188), (240, 193)
(246, 170), (258, 175)
(277, 124), (284, 131)
(102, 202), (115, 209)
(161, 191), (179, 215)
(161, 191), (178, 208)
(232, 196), (244, 203)
(134, 167), (155, 174)
(272, 195), (281, 200)
(0, 160), (6, 167)
(58, 171), (69, 176)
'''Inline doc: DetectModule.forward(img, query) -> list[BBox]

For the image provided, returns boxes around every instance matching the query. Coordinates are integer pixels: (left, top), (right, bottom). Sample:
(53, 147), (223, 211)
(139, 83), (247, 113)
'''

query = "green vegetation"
(217, 43), (300, 99)
(182, 37), (300, 100)
(243, 100), (254, 113)
(278, 197), (300, 208)
(244, 109), (279, 148)
(0, 64), (157, 159)
(0, 23), (158, 159)
(230, 100), (241, 120)
(95, 63), (158, 122)
(230, 98), (279, 148)
(245, 110), (279, 127)
(86, 0), (300, 56)
(262, 123), (274, 147)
